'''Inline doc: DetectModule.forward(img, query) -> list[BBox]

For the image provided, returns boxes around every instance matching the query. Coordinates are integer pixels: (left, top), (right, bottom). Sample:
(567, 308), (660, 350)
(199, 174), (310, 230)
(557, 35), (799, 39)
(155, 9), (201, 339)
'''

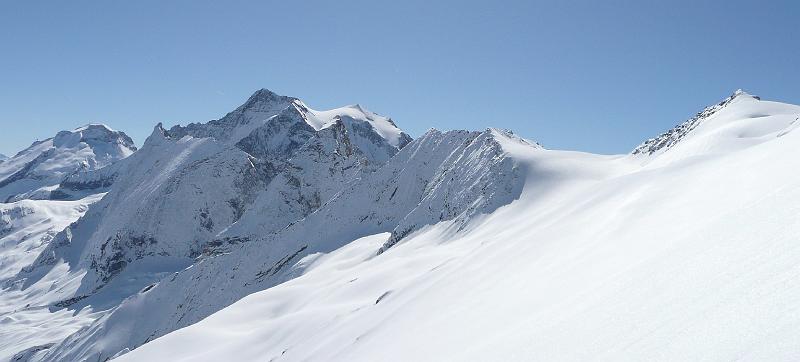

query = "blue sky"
(1, 0), (798, 156)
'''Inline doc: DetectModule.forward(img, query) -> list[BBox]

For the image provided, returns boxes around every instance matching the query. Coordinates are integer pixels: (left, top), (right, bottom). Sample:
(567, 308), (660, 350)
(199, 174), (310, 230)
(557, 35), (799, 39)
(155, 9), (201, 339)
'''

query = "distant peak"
(486, 128), (543, 149)
(632, 89), (761, 156)
(49, 123), (136, 152)
(148, 123), (170, 142)
(346, 104), (365, 112)
(231, 88), (297, 115)
(732, 88), (760, 101)
(76, 123), (114, 131)
(250, 88), (281, 99)
(244, 88), (293, 105)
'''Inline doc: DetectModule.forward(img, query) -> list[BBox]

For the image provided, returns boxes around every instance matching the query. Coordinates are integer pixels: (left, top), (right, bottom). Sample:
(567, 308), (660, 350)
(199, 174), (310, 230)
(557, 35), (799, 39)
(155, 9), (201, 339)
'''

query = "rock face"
(0, 124), (137, 202)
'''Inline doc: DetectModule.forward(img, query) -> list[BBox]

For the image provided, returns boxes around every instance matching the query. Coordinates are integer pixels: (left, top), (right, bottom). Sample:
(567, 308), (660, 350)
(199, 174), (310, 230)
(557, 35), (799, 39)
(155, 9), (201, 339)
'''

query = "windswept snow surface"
(120, 91), (800, 361)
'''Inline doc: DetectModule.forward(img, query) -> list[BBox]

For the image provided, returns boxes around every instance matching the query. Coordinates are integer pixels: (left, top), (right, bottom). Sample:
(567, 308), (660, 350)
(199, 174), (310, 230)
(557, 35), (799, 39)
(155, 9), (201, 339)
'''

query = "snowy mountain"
(30, 126), (538, 361)
(0, 124), (136, 202)
(0, 154), (7, 162)
(3, 89), (414, 361)
(115, 90), (800, 361)
(0, 194), (104, 362)
(3, 89), (800, 361)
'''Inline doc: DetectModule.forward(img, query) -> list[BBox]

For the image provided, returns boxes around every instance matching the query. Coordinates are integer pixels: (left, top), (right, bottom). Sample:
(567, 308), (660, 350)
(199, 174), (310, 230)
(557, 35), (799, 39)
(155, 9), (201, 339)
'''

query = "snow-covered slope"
(0, 194), (104, 362)
(116, 90), (800, 361)
(0, 89), (413, 361)
(0, 124), (136, 202)
(35, 126), (536, 362)
(21, 88), (410, 303)
(5, 89), (800, 362)
(631, 89), (799, 161)
(23, 124), (264, 299)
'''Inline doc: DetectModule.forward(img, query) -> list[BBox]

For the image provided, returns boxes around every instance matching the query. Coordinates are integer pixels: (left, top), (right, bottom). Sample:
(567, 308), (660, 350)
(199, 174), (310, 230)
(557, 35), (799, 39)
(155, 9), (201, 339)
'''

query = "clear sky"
(1, 0), (798, 156)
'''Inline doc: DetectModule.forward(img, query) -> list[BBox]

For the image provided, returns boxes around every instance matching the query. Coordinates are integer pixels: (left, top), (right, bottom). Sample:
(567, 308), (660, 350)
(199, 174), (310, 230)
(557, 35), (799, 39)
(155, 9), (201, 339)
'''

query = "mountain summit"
(0, 124), (136, 202)
(633, 89), (800, 167)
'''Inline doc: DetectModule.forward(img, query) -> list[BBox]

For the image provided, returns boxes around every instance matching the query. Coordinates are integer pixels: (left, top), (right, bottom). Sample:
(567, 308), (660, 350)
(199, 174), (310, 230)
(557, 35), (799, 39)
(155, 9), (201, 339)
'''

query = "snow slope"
(37, 127), (534, 362)
(0, 195), (104, 362)
(0, 124), (136, 202)
(119, 91), (800, 361)
(3, 89), (414, 361)
(3, 89), (800, 362)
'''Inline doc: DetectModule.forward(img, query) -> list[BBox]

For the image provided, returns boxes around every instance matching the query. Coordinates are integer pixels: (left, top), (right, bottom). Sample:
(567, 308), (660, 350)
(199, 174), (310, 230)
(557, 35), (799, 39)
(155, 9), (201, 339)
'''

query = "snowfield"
(2, 89), (800, 361)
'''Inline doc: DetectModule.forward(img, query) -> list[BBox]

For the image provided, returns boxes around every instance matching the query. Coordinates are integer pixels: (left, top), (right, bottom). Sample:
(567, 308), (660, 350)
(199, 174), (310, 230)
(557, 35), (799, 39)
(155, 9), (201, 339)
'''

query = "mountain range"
(2, 89), (800, 361)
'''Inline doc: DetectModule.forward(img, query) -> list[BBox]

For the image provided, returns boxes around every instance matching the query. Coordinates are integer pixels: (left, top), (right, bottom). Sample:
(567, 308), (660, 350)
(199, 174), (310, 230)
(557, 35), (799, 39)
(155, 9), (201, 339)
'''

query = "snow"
(0, 124), (136, 202)
(0, 194), (105, 362)
(4, 89), (800, 361)
(298, 101), (408, 148)
(120, 91), (800, 361)
(2, 89), (415, 361)
(168, 89), (411, 157)
(32, 127), (532, 362)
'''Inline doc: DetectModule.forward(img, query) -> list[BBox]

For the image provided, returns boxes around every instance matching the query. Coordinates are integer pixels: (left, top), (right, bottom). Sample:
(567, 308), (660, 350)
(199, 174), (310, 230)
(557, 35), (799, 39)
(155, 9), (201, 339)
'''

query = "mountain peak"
(167, 88), (298, 145)
(345, 103), (365, 111)
(51, 123), (136, 152)
(486, 128), (544, 149)
(632, 88), (800, 160)
(146, 123), (170, 143)
(239, 88), (296, 112)
(632, 89), (759, 156)
(0, 124), (137, 201)
(74, 123), (115, 132)
(300, 103), (412, 149)
(732, 88), (760, 101)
